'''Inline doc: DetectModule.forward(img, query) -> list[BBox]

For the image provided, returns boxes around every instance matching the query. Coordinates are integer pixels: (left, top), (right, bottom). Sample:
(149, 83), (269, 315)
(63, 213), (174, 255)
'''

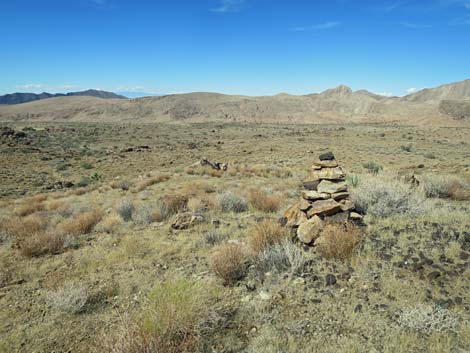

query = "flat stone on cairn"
(284, 152), (361, 245)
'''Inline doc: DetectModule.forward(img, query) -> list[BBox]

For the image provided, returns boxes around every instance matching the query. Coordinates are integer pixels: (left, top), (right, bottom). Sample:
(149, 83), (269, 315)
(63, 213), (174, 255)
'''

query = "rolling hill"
(1, 80), (469, 126)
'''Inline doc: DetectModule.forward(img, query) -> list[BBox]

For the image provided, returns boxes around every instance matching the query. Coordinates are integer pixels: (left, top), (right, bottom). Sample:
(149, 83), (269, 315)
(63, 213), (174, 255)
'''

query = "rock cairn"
(283, 151), (361, 245)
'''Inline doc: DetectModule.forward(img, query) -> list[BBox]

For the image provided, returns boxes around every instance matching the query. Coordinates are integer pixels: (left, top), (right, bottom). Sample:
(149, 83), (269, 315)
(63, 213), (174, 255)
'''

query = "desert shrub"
(211, 243), (246, 285)
(250, 219), (289, 254)
(111, 180), (131, 191)
(134, 174), (170, 192)
(149, 201), (171, 222)
(14, 201), (45, 217)
(219, 191), (248, 213)
(363, 161), (383, 175)
(56, 161), (69, 171)
(23, 194), (48, 203)
(351, 177), (426, 218)
(132, 206), (154, 225)
(420, 174), (468, 200)
(316, 222), (363, 260)
(145, 194), (189, 223)
(346, 174), (360, 188)
(199, 231), (227, 246)
(187, 197), (207, 213)
(397, 304), (458, 334)
(424, 152), (436, 159)
(247, 189), (282, 213)
(46, 282), (89, 314)
(18, 231), (65, 257)
(76, 177), (91, 188)
(53, 202), (74, 218)
(99, 279), (220, 353)
(116, 199), (135, 222)
(69, 185), (96, 196)
(160, 194), (188, 214)
(57, 209), (102, 236)
(3, 214), (48, 239)
(401, 144), (413, 152)
(81, 162), (93, 170)
(254, 239), (305, 275)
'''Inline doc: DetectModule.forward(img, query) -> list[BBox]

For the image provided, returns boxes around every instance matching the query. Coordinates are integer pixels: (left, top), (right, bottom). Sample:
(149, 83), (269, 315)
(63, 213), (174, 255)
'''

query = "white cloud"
(384, 2), (404, 11)
(211, 0), (245, 13)
(16, 83), (44, 90)
(406, 87), (419, 94)
(115, 85), (146, 92)
(291, 21), (341, 32)
(378, 92), (393, 97)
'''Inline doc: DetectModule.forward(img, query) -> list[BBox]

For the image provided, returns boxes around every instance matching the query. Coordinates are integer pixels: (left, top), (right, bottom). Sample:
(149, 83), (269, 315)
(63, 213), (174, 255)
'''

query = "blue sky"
(1, 0), (470, 96)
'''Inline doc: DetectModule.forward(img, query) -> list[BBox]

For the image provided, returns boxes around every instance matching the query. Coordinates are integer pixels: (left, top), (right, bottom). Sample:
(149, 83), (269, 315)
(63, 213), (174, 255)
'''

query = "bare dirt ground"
(0, 122), (469, 353)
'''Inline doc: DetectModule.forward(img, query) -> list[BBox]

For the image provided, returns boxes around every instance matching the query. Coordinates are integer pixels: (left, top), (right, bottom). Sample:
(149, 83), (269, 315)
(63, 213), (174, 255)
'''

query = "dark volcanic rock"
(427, 271), (441, 281)
(319, 151), (335, 161)
(325, 274), (337, 286)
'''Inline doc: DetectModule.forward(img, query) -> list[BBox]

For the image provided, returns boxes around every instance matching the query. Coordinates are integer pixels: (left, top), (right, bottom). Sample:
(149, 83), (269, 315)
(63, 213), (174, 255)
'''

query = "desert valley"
(0, 78), (469, 353)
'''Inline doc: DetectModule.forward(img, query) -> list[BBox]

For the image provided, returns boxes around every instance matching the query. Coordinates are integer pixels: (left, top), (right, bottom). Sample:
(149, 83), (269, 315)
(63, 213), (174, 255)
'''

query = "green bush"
(346, 173), (360, 188)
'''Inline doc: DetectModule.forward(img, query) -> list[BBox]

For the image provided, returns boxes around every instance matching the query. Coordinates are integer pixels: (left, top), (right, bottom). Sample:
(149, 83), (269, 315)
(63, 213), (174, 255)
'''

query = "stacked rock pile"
(283, 151), (362, 245)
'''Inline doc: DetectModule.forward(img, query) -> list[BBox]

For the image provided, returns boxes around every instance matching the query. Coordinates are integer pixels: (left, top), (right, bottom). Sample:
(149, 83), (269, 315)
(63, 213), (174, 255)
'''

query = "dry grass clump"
(2, 214), (48, 239)
(18, 231), (65, 257)
(250, 219), (290, 254)
(57, 209), (102, 236)
(51, 202), (74, 218)
(247, 188), (282, 213)
(211, 243), (246, 285)
(2, 214), (66, 257)
(110, 180), (131, 191)
(421, 174), (469, 200)
(46, 281), (89, 314)
(316, 222), (363, 260)
(22, 194), (48, 203)
(148, 194), (188, 222)
(133, 174), (170, 192)
(160, 194), (188, 214)
(98, 279), (220, 353)
(68, 185), (96, 196)
(97, 214), (122, 234)
(14, 201), (45, 217)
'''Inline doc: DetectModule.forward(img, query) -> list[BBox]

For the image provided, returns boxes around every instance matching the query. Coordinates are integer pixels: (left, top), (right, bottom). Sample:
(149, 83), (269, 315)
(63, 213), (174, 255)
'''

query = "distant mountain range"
(0, 89), (126, 105)
(0, 80), (469, 126)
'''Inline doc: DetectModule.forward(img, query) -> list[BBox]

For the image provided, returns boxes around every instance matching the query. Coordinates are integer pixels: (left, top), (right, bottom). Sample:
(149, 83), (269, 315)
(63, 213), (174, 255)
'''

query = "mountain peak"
(321, 85), (353, 96)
